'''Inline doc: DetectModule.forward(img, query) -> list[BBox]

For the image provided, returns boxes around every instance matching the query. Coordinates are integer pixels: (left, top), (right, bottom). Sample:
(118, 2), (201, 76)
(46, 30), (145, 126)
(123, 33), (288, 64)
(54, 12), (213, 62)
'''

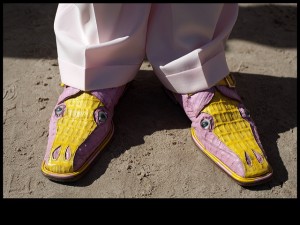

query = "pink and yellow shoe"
(41, 85), (126, 182)
(168, 74), (273, 186)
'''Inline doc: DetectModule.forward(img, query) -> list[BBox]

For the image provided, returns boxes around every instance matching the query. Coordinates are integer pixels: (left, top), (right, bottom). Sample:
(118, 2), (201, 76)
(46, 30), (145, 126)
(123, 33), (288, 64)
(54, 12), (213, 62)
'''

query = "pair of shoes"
(41, 74), (272, 185)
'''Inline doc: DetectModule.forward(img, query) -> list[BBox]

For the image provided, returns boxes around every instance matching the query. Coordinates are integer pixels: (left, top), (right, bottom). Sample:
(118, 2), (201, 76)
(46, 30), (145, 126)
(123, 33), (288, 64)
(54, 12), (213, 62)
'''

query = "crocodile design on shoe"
(41, 85), (126, 182)
(166, 74), (273, 186)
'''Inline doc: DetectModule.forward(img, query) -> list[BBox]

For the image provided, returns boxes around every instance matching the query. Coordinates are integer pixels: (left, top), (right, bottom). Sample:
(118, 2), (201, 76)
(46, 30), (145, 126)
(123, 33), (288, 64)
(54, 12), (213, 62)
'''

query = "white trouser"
(54, 3), (238, 94)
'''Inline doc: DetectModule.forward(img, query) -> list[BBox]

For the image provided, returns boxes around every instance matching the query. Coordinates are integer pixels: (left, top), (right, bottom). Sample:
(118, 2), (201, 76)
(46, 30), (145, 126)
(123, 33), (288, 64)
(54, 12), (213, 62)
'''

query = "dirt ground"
(3, 3), (297, 198)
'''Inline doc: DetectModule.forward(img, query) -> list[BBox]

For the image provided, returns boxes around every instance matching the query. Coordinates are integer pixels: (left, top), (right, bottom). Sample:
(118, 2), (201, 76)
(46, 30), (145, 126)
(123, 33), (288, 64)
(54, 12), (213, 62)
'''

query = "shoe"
(166, 74), (273, 186)
(41, 84), (126, 182)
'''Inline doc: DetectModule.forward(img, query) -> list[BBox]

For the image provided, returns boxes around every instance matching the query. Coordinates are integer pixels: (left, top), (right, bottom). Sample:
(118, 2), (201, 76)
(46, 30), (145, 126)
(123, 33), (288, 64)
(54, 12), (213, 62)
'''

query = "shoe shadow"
(67, 71), (296, 188)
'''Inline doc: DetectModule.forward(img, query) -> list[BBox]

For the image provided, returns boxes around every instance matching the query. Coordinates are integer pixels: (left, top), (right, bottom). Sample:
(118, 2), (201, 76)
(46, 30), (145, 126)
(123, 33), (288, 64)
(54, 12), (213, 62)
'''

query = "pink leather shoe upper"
(44, 85), (125, 172)
(172, 85), (270, 178)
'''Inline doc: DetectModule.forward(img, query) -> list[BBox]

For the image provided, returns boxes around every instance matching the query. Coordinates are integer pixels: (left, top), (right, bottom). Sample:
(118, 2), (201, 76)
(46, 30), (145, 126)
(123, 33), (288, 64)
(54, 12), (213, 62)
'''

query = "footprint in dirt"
(3, 83), (17, 101)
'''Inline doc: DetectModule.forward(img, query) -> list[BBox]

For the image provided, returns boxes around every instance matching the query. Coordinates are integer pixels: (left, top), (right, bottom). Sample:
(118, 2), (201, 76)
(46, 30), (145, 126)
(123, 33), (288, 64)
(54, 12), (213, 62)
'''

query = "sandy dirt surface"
(3, 3), (297, 198)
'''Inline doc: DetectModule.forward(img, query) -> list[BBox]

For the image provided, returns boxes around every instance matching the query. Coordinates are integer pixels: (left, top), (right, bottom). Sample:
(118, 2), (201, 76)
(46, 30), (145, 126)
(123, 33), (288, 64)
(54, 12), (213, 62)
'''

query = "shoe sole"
(191, 127), (273, 186)
(41, 122), (114, 182)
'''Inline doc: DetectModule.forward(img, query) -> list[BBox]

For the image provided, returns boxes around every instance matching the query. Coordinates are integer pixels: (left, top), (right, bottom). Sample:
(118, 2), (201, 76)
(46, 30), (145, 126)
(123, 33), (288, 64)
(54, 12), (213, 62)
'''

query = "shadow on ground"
(233, 72), (296, 191)
(3, 4), (297, 59)
(59, 71), (296, 190)
(229, 4), (297, 48)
